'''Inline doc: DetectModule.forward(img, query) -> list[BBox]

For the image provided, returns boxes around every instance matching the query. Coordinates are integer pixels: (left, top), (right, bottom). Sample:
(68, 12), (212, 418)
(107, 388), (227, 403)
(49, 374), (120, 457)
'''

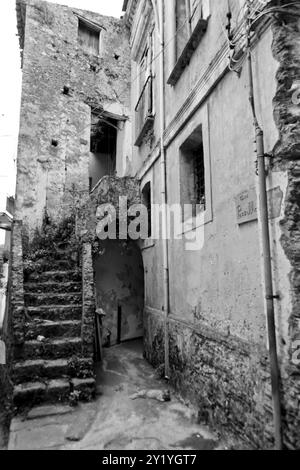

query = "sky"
(0, 0), (123, 243)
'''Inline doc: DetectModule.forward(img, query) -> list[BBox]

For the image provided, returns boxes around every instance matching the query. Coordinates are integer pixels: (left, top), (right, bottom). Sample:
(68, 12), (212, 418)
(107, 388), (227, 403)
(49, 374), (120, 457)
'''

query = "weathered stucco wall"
(15, 0), (131, 235)
(126, 0), (299, 448)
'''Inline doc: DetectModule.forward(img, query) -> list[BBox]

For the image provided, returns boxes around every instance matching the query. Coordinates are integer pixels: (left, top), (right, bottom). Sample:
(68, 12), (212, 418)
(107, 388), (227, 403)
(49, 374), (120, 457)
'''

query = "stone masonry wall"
(144, 308), (274, 449)
(10, 222), (25, 346)
(81, 242), (95, 356)
(78, 176), (141, 242)
(15, 0), (130, 236)
(271, 0), (300, 449)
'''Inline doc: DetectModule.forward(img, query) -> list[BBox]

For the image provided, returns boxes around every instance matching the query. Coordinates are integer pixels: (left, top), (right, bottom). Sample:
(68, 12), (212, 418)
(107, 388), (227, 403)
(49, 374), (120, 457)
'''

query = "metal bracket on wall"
(266, 295), (280, 300)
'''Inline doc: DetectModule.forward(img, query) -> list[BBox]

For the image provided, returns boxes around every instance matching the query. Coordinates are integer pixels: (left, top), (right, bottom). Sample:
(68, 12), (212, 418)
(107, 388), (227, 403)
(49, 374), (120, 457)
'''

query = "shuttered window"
(78, 19), (100, 55)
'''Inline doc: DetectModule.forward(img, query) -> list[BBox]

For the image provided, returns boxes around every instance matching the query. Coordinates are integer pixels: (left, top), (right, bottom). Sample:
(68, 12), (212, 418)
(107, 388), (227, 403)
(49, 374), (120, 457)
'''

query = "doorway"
(94, 240), (144, 349)
(89, 115), (118, 191)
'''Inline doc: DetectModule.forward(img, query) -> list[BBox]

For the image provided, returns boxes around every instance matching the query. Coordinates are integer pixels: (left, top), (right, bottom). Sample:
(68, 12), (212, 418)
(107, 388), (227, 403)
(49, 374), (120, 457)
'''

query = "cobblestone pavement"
(8, 340), (228, 450)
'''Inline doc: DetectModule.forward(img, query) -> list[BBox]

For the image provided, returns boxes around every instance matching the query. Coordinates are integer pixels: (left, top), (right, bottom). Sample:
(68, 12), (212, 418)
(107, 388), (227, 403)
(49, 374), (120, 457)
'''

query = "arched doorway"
(93, 239), (144, 349)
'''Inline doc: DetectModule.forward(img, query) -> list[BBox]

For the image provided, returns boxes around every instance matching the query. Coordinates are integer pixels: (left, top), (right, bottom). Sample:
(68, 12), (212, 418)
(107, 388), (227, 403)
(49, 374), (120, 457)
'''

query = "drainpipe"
(246, 4), (282, 450)
(151, 0), (170, 379)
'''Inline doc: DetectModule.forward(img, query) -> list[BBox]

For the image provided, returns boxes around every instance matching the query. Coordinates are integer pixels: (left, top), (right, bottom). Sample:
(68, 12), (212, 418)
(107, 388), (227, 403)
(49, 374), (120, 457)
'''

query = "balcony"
(134, 75), (154, 147)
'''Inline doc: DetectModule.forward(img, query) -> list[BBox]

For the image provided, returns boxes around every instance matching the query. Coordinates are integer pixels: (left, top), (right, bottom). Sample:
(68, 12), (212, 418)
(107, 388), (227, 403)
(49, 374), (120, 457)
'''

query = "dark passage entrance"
(94, 240), (144, 348)
(89, 115), (118, 190)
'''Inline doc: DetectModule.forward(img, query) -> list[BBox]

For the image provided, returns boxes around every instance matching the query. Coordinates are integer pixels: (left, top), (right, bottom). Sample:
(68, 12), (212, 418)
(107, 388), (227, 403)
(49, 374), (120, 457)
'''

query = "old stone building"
(7, 0), (300, 450)
(11, 0), (139, 405)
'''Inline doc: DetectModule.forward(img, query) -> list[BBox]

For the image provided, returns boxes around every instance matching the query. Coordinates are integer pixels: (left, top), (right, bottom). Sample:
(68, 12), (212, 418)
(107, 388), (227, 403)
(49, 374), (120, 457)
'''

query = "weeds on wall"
(23, 212), (80, 279)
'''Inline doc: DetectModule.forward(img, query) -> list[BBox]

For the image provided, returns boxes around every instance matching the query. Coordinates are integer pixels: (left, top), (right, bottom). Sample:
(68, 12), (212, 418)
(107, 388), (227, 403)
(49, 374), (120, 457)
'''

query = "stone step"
(26, 270), (81, 283)
(15, 337), (82, 360)
(27, 304), (82, 321)
(13, 357), (94, 383)
(32, 259), (77, 270)
(25, 292), (82, 307)
(13, 377), (96, 407)
(25, 319), (81, 340)
(13, 379), (70, 407)
(24, 281), (82, 294)
(70, 378), (96, 401)
(24, 262), (78, 281)
(13, 381), (47, 407)
(34, 249), (79, 261)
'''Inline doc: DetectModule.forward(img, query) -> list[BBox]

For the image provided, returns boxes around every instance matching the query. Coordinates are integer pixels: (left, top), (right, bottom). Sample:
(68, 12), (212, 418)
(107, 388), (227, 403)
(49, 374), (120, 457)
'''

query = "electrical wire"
(19, 0), (299, 139)
(249, 2), (300, 29)
(226, 0), (300, 74)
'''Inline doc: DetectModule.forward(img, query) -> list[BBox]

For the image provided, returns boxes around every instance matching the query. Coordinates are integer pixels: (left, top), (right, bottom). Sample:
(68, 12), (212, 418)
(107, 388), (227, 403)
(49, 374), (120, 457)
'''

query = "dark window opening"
(176, 0), (190, 59)
(78, 19), (100, 56)
(174, 0), (207, 60)
(89, 115), (118, 190)
(135, 31), (155, 147)
(180, 125), (206, 219)
(142, 182), (152, 238)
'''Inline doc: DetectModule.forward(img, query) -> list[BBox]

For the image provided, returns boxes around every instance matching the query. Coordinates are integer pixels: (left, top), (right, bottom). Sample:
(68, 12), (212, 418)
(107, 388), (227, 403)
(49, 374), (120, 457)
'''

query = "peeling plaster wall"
(15, 0), (131, 235)
(94, 240), (144, 346)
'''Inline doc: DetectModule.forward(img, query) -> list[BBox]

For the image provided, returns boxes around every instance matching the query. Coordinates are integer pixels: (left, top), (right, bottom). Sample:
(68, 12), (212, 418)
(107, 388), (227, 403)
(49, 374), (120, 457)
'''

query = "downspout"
(246, 3), (282, 450)
(151, 0), (170, 379)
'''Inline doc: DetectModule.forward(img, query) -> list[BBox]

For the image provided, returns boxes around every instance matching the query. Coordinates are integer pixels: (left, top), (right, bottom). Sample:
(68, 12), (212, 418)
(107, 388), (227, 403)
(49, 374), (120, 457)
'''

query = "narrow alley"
(1, 0), (299, 453)
(8, 340), (229, 450)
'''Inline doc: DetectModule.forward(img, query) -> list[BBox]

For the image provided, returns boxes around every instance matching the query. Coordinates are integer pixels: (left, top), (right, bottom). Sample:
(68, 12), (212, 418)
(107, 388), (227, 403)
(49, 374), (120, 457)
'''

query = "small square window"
(78, 19), (100, 56)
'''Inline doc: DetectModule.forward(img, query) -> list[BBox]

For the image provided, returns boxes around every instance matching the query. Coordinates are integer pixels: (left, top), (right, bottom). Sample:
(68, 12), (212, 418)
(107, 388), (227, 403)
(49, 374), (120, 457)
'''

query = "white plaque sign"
(235, 188), (258, 225)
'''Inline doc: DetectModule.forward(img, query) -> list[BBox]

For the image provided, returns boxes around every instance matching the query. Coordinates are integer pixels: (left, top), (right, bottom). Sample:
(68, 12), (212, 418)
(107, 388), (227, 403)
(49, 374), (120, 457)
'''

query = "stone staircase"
(12, 247), (95, 408)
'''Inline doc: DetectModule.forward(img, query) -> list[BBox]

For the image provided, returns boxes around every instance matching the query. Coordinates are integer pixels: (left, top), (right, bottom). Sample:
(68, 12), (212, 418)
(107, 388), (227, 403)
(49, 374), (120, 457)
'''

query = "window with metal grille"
(194, 146), (206, 209)
(180, 125), (206, 219)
